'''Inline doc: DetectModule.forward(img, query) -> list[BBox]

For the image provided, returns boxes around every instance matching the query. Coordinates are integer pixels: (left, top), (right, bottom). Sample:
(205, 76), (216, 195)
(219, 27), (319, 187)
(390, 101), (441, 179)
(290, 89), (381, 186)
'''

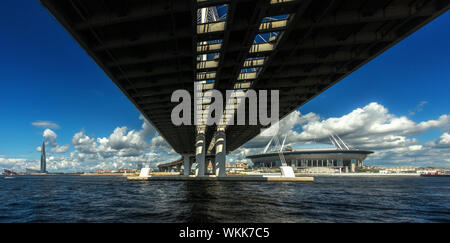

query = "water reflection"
(0, 176), (449, 222)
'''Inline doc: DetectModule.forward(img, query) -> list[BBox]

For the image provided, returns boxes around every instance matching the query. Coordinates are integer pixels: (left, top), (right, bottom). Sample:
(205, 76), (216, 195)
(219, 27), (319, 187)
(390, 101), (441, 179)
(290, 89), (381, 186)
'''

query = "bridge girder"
(41, 0), (449, 154)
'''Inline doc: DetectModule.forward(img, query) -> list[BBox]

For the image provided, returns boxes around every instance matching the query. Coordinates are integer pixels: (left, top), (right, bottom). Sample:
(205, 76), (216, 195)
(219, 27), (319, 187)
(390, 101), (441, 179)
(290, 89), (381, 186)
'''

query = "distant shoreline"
(6, 172), (449, 178)
(295, 173), (420, 177)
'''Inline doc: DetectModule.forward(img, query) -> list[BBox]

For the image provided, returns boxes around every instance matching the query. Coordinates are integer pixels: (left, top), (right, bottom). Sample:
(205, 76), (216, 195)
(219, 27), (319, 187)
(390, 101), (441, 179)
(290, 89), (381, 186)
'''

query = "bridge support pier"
(183, 154), (191, 176)
(196, 134), (206, 176)
(215, 131), (226, 177)
(211, 159), (216, 174)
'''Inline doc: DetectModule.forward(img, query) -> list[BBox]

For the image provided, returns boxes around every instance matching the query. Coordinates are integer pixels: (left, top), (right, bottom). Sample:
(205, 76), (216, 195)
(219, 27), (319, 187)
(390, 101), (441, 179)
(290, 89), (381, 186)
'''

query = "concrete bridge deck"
(41, 0), (449, 155)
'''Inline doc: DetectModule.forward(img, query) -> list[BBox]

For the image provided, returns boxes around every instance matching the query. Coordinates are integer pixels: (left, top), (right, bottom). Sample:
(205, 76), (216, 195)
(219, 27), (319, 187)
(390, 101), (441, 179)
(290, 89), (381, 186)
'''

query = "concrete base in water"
(127, 175), (314, 182)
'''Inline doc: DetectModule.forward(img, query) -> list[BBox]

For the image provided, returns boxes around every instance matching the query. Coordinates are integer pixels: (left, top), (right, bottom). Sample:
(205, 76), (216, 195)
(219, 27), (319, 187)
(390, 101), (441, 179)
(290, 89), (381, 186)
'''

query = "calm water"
(0, 175), (449, 223)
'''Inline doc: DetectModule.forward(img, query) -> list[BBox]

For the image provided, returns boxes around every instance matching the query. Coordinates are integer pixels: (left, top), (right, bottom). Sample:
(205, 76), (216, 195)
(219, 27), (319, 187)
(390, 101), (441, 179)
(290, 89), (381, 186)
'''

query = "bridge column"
(211, 159), (216, 174)
(215, 131), (226, 177)
(183, 154), (191, 176)
(196, 134), (206, 176)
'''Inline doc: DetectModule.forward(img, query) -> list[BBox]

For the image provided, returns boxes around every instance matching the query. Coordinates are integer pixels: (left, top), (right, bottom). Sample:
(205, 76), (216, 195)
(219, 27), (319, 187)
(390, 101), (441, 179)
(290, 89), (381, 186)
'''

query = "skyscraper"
(40, 141), (47, 173)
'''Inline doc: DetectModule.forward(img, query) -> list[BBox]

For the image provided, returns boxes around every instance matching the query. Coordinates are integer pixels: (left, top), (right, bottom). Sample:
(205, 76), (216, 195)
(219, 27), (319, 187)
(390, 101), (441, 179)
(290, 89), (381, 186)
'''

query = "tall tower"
(40, 141), (47, 173)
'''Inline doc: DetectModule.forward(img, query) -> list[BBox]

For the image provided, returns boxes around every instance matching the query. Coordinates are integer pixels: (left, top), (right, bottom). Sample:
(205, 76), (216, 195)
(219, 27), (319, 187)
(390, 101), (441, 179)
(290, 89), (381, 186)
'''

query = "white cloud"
(278, 103), (449, 149)
(43, 128), (57, 144)
(107, 127), (147, 151)
(0, 157), (26, 165)
(50, 144), (70, 153)
(0, 157), (32, 171)
(48, 115), (176, 172)
(72, 131), (97, 154)
(233, 102), (450, 167)
(435, 132), (450, 148)
(41, 128), (70, 154)
(31, 120), (60, 129)
(150, 136), (176, 155)
(5, 103), (449, 172)
(139, 114), (157, 138)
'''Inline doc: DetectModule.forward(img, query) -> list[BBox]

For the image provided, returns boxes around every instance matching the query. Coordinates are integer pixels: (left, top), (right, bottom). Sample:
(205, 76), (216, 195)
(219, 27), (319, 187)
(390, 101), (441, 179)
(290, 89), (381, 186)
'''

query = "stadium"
(247, 135), (374, 173)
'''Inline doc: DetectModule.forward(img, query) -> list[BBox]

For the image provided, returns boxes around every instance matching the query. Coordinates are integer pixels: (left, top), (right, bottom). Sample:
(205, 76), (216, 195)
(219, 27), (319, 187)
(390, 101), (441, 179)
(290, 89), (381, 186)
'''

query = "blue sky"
(0, 1), (449, 171)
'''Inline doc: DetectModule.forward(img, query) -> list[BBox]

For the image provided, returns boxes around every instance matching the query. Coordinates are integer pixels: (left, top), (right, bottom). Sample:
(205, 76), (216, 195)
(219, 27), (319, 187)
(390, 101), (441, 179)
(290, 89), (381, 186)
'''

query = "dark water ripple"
(0, 175), (449, 223)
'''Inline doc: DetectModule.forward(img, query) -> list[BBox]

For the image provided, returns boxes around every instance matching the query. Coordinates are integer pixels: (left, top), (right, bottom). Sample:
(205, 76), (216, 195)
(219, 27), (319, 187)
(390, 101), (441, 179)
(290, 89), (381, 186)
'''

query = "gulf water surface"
(0, 175), (449, 223)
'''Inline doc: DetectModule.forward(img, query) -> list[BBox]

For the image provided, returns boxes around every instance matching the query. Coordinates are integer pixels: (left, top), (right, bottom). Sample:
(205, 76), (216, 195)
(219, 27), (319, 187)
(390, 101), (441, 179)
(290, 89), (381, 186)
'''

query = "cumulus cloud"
(40, 128), (70, 154)
(50, 144), (70, 153)
(31, 120), (60, 129)
(72, 131), (97, 154)
(43, 128), (57, 145)
(4, 117), (163, 172)
(430, 132), (450, 149)
(232, 102), (450, 167)
(57, 115), (175, 172)
(150, 136), (176, 155)
(108, 127), (147, 151)
(274, 102), (449, 149)
(0, 157), (27, 166)
(439, 133), (450, 145)
(0, 157), (32, 171)
(5, 103), (449, 172)
(70, 117), (160, 159)
(139, 114), (157, 138)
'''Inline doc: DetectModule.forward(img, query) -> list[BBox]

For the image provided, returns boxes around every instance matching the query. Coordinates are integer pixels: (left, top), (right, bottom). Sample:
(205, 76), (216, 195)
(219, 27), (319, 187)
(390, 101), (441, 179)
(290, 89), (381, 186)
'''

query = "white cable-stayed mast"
(263, 132), (288, 166)
(280, 134), (287, 152)
(273, 135), (287, 166)
(335, 133), (349, 150)
(330, 133), (343, 150)
(329, 136), (338, 148)
(263, 137), (274, 154)
(327, 130), (351, 151)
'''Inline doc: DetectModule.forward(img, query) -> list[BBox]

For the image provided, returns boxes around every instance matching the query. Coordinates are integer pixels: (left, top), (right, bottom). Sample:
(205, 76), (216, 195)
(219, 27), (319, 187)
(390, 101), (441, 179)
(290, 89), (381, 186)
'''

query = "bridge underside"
(41, 0), (449, 156)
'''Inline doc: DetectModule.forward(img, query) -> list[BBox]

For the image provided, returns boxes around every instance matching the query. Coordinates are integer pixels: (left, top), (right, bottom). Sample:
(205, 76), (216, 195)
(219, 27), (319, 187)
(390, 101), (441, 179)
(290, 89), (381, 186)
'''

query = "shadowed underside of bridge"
(41, 0), (449, 156)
